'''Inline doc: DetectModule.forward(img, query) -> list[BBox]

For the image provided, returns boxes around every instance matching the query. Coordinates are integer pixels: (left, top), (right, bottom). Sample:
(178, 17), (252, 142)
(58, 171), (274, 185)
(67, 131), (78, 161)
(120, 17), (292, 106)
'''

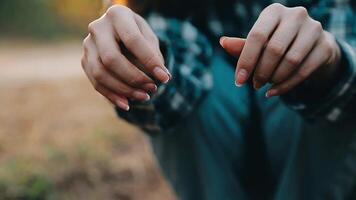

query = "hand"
(81, 5), (171, 111)
(220, 3), (341, 97)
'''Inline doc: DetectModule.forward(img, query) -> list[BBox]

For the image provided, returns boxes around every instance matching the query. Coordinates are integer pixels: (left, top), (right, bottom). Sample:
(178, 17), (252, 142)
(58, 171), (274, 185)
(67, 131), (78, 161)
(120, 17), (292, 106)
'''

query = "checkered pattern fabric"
(115, 0), (356, 134)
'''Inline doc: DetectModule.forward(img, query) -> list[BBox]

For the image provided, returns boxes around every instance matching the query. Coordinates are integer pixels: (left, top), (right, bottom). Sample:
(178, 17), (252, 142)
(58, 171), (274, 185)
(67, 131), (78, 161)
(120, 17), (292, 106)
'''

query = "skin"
(81, 5), (171, 111)
(82, 3), (342, 111)
(220, 3), (341, 98)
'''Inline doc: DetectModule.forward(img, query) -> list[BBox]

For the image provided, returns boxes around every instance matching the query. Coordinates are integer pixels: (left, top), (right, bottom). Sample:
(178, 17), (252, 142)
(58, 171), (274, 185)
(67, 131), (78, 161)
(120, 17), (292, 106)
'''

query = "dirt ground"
(0, 40), (176, 200)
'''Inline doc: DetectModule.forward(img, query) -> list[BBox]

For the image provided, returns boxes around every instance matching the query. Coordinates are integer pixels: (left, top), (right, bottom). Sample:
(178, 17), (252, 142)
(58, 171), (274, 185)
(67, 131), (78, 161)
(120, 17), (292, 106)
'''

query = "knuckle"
(269, 3), (284, 10)
(325, 44), (333, 55)
(296, 70), (308, 79)
(101, 52), (117, 67)
(122, 33), (141, 48)
(255, 73), (269, 82)
(129, 75), (146, 86)
(285, 52), (302, 66)
(88, 20), (100, 35)
(107, 5), (131, 17)
(293, 6), (308, 18)
(312, 20), (323, 32)
(249, 30), (268, 43)
(326, 39), (334, 53)
(267, 41), (285, 57)
(92, 68), (104, 82)
(321, 40), (333, 56)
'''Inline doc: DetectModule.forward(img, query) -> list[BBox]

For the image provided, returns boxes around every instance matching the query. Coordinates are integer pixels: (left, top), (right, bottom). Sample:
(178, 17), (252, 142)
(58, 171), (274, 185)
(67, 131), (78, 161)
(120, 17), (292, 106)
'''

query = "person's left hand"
(220, 3), (341, 97)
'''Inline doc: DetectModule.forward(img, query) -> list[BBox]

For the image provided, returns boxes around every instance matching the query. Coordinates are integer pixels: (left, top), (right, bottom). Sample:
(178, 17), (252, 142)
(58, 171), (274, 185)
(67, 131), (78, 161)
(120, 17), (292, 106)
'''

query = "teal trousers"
(149, 54), (356, 200)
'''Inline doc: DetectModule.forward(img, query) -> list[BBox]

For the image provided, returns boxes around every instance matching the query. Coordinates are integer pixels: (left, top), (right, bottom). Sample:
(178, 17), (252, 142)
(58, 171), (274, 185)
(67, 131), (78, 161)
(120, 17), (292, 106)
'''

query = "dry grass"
(0, 40), (176, 200)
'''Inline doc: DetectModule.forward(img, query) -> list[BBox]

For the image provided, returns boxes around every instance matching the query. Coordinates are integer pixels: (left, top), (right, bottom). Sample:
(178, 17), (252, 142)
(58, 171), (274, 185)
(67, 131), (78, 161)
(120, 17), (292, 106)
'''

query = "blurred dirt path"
(0, 40), (85, 86)
(0, 40), (176, 200)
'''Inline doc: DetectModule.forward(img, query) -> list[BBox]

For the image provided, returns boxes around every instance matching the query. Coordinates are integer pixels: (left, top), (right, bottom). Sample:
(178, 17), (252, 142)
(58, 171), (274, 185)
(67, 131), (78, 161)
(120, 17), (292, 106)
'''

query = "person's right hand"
(81, 5), (171, 111)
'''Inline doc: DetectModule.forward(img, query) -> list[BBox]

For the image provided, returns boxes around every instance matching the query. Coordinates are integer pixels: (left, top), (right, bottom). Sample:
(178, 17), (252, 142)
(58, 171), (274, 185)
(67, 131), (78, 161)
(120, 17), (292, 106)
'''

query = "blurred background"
(0, 0), (176, 199)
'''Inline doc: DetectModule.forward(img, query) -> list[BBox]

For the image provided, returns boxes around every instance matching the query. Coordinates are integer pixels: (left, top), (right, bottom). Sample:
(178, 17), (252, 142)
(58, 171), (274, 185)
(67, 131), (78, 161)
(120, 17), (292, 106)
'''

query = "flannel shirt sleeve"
(282, 0), (356, 122)
(115, 13), (213, 135)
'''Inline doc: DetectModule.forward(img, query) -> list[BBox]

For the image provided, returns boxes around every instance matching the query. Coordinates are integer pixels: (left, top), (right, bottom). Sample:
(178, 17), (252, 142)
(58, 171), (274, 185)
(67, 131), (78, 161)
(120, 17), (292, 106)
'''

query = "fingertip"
(163, 66), (172, 80)
(144, 93), (151, 101)
(132, 90), (151, 101)
(219, 36), (227, 48)
(153, 66), (170, 84)
(222, 37), (246, 56)
(235, 81), (243, 87)
(265, 91), (270, 98)
(253, 80), (263, 90)
(236, 68), (249, 86)
(265, 89), (278, 98)
(116, 99), (130, 111)
(143, 83), (158, 93)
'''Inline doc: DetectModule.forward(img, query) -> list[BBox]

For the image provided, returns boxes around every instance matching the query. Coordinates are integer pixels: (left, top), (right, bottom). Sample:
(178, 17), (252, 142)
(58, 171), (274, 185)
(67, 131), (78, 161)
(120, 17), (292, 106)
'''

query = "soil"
(0, 40), (176, 200)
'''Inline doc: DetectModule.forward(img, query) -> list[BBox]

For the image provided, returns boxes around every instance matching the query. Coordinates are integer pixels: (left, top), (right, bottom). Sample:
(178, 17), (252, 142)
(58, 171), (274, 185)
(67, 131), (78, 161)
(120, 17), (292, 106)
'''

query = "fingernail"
(163, 67), (172, 79)
(153, 67), (170, 83)
(253, 80), (263, 90)
(235, 80), (242, 87)
(116, 100), (130, 111)
(133, 90), (150, 101)
(143, 83), (158, 93)
(220, 36), (227, 47)
(236, 68), (248, 86)
(266, 89), (278, 98)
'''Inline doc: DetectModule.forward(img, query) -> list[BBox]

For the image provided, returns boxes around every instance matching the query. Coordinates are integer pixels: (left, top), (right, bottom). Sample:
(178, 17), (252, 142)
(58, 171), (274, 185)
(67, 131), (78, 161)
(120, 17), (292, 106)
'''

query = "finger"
(271, 18), (323, 84)
(81, 35), (92, 78)
(82, 34), (103, 87)
(235, 5), (282, 86)
(86, 35), (152, 101)
(253, 14), (304, 89)
(133, 14), (164, 76)
(134, 13), (164, 63)
(116, 96), (130, 111)
(108, 6), (170, 83)
(219, 37), (246, 57)
(96, 84), (130, 111)
(266, 38), (329, 97)
(82, 36), (129, 110)
(93, 67), (151, 102)
(88, 18), (157, 91)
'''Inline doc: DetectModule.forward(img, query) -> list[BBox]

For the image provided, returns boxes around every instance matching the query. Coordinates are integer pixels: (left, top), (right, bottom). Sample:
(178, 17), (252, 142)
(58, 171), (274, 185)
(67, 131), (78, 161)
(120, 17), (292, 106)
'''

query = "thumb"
(220, 36), (246, 57)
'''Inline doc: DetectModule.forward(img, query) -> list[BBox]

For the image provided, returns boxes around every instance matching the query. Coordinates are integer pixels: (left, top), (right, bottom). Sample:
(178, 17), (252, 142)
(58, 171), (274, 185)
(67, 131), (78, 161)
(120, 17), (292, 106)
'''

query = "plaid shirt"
(116, 0), (356, 134)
